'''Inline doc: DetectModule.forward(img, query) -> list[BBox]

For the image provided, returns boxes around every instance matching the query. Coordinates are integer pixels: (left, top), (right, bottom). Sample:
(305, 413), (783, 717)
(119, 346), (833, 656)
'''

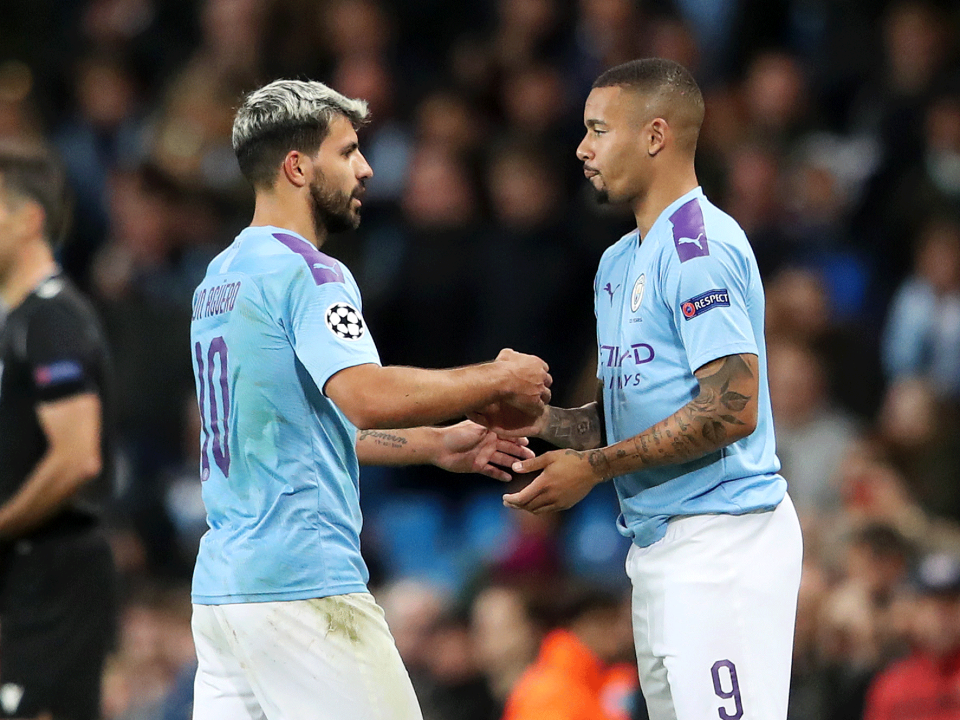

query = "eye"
(592, 128), (607, 136)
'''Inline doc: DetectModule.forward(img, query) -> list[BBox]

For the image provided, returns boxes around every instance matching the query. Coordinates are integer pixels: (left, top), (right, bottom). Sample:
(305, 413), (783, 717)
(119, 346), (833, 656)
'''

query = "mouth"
(583, 167), (599, 179)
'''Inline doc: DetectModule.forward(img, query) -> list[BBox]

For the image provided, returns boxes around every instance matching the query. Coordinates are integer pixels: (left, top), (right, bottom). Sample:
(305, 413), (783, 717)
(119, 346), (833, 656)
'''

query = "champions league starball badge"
(325, 303), (366, 340)
(631, 274), (645, 312)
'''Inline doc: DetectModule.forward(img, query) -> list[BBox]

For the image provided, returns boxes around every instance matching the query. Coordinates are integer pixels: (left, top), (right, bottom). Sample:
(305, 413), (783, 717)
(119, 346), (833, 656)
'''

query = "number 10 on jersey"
(194, 337), (231, 480)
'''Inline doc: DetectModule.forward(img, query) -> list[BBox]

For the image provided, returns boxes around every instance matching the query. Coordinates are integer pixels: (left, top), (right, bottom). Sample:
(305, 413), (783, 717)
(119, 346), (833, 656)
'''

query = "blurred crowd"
(3, 0), (960, 717)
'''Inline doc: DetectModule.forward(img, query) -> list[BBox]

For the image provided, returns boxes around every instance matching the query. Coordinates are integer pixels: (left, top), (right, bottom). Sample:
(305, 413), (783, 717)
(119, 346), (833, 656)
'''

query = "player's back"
(189, 225), (378, 604)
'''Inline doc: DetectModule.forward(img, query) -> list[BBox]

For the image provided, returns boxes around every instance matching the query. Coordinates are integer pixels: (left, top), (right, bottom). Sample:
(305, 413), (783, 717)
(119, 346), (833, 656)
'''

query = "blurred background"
(3, 0), (960, 717)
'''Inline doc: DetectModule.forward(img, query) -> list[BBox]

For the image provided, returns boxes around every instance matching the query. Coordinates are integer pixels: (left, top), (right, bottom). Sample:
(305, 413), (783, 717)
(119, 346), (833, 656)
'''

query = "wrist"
(485, 359), (513, 400)
(533, 405), (553, 439)
(425, 426), (447, 467)
(584, 448), (614, 483)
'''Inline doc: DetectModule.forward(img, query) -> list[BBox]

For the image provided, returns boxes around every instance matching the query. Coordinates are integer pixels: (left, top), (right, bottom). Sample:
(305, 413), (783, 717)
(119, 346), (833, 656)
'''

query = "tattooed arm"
(535, 381), (607, 450)
(355, 421), (534, 482)
(503, 353), (759, 513)
(470, 381), (606, 451)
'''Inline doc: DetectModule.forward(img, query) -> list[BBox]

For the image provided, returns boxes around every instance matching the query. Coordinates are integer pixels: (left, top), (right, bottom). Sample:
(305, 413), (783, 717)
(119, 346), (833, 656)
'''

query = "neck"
(250, 190), (326, 249)
(632, 165), (699, 238)
(0, 239), (57, 310)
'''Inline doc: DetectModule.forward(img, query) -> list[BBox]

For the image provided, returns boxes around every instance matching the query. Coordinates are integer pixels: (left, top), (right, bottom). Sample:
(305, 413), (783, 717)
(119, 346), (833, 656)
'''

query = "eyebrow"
(585, 118), (607, 129)
(341, 141), (359, 154)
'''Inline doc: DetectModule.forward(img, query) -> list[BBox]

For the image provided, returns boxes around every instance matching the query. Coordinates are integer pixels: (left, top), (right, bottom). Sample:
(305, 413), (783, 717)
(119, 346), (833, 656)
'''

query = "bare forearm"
(537, 403), (604, 450)
(0, 452), (98, 538)
(582, 354), (758, 481)
(355, 364), (510, 428)
(355, 427), (441, 466)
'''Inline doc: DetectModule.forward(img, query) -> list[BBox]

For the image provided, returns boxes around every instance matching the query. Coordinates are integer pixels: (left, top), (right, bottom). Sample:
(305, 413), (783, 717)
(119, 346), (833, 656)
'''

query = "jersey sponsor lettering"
(681, 289), (730, 320)
(192, 281), (242, 321)
(599, 343), (655, 390)
(599, 343), (655, 367)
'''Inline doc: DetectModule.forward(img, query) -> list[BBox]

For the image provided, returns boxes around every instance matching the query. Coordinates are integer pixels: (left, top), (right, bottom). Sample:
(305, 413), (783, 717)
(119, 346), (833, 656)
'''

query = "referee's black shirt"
(0, 273), (112, 534)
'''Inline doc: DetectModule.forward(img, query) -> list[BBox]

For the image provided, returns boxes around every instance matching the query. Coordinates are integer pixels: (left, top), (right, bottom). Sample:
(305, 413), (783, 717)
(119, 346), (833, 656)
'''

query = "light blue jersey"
(189, 226), (380, 604)
(595, 187), (785, 548)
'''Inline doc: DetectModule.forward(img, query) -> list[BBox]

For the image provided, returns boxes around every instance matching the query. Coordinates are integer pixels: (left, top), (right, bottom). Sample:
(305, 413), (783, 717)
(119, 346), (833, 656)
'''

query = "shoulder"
(21, 276), (102, 335)
(203, 228), (357, 306)
(663, 194), (750, 266)
(267, 230), (353, 290)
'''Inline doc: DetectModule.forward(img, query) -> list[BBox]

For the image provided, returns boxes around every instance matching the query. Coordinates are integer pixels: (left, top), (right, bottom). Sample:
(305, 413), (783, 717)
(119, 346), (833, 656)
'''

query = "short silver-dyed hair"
(232, 79), (369, 151)
(232, 79), (369, 188)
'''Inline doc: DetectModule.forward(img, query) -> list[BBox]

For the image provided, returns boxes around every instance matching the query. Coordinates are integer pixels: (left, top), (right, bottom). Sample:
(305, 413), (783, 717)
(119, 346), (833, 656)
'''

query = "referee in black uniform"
(0, 142), (117, 720)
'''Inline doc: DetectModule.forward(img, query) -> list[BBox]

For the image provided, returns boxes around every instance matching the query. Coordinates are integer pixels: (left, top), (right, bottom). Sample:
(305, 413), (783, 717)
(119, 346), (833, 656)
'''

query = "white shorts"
(192, 592), (423, 720)
(626, 494), (802, 720)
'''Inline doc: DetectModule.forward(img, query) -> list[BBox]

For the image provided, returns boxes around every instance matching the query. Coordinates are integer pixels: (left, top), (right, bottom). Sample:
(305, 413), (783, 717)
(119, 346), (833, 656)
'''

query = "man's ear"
(281, 151), (310, 188)
(647, 117), (668, 157)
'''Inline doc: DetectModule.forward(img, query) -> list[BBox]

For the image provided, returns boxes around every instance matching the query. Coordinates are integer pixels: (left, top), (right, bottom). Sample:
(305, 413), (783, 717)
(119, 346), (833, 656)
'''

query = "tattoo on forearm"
(586, 449), (614, 481)
(606, 354), (756, 473)
(358, 429), (408, 450)
(542, 404), (603, 450)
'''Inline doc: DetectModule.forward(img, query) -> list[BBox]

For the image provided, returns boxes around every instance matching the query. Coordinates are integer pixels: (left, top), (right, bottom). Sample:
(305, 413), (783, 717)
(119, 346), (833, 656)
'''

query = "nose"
(576, 136), (591, 162)
(356, 151), (373, 180)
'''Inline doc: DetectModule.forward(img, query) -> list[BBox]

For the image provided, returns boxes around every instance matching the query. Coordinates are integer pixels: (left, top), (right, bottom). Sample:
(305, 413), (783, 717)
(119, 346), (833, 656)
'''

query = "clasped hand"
(503, 448), (605, 514)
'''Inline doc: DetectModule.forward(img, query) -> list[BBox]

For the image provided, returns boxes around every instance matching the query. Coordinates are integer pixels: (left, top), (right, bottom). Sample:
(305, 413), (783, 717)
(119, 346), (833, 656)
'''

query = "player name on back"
(193, 281), (242, 321)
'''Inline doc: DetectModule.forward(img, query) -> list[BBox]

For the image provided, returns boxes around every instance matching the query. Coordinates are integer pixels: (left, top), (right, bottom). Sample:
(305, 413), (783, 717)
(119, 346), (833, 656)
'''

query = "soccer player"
(475, 59), (803, 720)
(189, 79), (552, 720)
(0, 142), (117, 720)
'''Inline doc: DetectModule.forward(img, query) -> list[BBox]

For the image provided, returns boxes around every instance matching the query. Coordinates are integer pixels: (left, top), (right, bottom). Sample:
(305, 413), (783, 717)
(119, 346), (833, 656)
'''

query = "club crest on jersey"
(631, 274), (645, 312)
(325, 303), (366, 341)
(670, 199), (709, 262)
(681, 288), (729, 320)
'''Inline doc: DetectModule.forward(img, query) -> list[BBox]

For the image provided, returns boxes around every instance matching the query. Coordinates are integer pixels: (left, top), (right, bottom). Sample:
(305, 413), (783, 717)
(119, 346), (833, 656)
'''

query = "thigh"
(0, 531), (117, 720)
(627, 497), (803, 720)
(216, 593), (423, 720)
(192, 604), (266, 720)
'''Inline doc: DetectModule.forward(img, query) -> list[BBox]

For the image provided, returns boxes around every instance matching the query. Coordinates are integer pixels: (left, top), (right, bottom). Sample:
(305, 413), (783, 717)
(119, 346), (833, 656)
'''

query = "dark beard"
(594, 188), (610, 204)
(309, 176), (361, 236)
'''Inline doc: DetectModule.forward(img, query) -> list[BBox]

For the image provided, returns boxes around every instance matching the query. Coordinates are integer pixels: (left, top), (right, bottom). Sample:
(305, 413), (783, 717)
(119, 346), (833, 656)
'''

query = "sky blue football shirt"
(189, 225), (380, 604)
(594, 187), (786, 548)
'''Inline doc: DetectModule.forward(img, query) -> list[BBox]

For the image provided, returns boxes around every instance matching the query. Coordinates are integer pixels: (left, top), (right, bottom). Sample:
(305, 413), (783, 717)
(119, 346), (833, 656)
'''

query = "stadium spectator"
(874, 377), (960, 521)
(863, 551), (960, 720)
(881, 217), (960, 399)
(767, 339), (860, 519)
(502, 586), (637, 720)
(471, 583), (542, 708)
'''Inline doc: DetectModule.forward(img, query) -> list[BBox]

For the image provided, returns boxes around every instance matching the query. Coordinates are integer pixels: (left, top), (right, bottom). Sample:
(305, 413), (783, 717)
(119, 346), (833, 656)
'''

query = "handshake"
(474, 348), (553, 437)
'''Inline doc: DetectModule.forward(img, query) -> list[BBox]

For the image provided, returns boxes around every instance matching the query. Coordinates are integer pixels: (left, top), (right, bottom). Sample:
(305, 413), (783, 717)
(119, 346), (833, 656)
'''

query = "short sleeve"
(26, 301), (101, 403)
(663, 243), (758, 374)
(286, 266), (381, 394)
